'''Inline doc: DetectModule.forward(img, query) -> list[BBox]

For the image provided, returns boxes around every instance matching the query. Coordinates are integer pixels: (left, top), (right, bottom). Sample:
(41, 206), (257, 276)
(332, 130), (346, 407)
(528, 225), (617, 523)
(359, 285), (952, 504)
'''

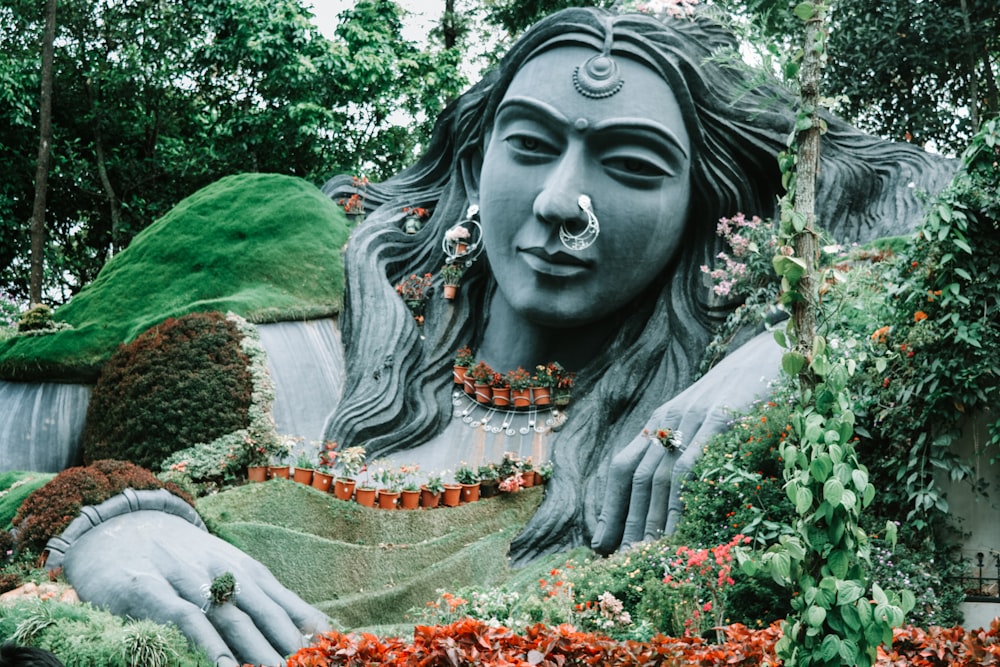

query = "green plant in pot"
(454, 463), (480, 485)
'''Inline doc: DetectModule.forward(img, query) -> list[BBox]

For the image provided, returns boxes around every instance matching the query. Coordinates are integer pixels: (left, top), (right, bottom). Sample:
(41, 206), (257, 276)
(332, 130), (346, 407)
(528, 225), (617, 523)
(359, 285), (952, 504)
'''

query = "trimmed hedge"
(82, 311), (253, 470)
(13, 460), (193, 554)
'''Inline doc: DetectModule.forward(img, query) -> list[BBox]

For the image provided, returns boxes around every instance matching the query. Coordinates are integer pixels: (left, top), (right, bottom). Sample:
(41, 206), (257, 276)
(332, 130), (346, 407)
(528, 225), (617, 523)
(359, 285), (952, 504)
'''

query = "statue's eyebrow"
(591, 118), (689, 159)
(495, 96), (570, 126)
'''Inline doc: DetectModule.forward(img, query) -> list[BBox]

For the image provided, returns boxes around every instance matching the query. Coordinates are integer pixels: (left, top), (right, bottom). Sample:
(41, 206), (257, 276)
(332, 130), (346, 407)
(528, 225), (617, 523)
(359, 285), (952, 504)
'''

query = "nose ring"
(559, 195), (600, 251)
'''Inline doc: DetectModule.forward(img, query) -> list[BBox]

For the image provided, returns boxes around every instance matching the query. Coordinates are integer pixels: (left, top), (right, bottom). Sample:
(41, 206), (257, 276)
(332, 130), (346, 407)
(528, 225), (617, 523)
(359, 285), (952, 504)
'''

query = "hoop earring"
(559, 195), (600, 251)
(442, 204), (484, 267)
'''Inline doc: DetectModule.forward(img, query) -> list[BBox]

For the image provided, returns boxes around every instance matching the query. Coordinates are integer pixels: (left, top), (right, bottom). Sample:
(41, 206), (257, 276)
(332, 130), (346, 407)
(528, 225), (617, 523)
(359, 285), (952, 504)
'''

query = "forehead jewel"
(572, 20), (624, 99)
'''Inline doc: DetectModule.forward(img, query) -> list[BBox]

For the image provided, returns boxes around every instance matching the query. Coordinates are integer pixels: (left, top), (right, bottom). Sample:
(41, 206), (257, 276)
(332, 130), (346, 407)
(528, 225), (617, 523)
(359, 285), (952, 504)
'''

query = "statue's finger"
(643, 452), (676, 540)
(620, 444), (665, 547)
(207, 601), (285, 666)
(591, 435), (651, 552)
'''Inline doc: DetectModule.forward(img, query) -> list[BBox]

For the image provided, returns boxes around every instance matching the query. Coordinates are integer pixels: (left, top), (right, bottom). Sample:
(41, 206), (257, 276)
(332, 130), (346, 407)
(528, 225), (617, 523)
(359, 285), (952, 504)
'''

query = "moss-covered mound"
(0, 173), (348, 382)
(197, 480), (554, 633)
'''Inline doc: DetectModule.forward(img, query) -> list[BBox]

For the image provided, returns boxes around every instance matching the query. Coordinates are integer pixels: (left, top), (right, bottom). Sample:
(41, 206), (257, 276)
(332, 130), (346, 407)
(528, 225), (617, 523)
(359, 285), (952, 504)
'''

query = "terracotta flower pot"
(474, 383), (492, 405)
(442, 484), (462, 507)
(480, 480), (500, 498)
(268, 465), (289, 480)
(293, 468), (314, 485)
(534, 471), (545, 486)
(521, 472), (535, 488)
(531, 386), (552, 406)
(247, 466), (268, 483)
(377, 490), (400, 509)
(461, 482), (481, 503)
(354, 487), (376, 507)
(453, 365), (467, 385)
(512, 389), (530, 408)
(420, 486), (441, 508)
(443, 284), (457, 300)
(400, 489), (421, 510)
(492, 387), (511, 407)
(334, 478), (356, 501)
(463, 375), (475, 396)
(311, 471), (333, 493)
(456, 241), (468, 254)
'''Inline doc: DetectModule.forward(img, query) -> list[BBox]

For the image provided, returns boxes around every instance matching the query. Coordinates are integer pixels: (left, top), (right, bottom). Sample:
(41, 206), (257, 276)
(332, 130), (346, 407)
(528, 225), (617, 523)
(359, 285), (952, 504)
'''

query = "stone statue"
(31, 6), (954, 666)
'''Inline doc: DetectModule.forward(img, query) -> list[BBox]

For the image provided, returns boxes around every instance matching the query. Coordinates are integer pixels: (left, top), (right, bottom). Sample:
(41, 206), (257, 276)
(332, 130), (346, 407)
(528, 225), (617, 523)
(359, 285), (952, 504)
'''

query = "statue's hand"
(59, 511), (329, 667)
(591, 331), (782, 553)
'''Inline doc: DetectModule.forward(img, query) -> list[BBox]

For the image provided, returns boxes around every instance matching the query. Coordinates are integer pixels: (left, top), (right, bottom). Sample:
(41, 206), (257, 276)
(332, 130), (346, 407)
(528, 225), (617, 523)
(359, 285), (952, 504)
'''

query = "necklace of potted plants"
(468, 361), (494, 405)
(506, 367), (532, 408)
(440, 262), (465, 300)
(421, 473), (445, 508)
(332, 445), (366, 501)
(453, 346), (474, 386)
(454, 463), (481, 503)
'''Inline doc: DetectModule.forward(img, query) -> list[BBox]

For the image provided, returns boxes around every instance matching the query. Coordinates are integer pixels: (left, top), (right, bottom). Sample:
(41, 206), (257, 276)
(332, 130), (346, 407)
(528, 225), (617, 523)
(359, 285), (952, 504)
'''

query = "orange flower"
(871, 325), (890, 343)
(913, 310), (928, 322)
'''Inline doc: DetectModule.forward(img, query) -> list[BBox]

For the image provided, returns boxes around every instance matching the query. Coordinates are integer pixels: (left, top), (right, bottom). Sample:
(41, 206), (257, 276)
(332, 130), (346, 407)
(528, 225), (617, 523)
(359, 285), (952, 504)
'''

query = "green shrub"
(82, 311), (253, 469)
(17, 304), (54, 332)
(13, 460), (193, 554)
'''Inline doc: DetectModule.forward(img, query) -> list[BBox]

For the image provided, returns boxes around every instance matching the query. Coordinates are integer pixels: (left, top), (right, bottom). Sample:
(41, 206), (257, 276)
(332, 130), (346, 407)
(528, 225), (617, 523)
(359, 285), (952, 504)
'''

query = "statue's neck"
(475, 289), (617, 373)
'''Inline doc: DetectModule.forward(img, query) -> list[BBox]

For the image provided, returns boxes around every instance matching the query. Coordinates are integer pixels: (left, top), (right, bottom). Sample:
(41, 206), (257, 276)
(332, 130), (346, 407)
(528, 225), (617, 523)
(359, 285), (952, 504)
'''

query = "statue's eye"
(518, 136), (541, 151)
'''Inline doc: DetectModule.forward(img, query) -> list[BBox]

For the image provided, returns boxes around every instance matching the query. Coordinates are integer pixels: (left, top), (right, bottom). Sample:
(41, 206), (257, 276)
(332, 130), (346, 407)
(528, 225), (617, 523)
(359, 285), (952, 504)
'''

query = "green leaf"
(823, 478), (844, 506)
(828, 549), (850, 578)
(794, 2), (816, 21)
(852, 469), (868, 492)
(806, 605), (826, 627)
(774, 328), (788, 348)
(837, 580), (865, 606)
(810, 457), (833, 482)
(796, 486), (814, 514)
(820, 635), (842, 662)
(782, 351), (807, 376)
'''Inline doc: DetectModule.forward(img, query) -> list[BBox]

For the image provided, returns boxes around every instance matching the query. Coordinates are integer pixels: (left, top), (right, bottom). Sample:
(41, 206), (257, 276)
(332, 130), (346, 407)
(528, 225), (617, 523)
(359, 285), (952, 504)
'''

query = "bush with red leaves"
(288, 617), (1000, 667)
(13, 459), (193, 554)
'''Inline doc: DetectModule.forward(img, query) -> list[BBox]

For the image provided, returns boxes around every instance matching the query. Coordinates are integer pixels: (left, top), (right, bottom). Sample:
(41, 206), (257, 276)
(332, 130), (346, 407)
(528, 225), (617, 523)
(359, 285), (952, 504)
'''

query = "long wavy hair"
(322, 7), (953, 561)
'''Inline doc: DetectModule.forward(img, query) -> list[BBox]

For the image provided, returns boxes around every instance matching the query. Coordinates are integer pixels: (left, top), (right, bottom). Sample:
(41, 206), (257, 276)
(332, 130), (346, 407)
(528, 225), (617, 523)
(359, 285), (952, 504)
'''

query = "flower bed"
(288, 618), (1000, 666)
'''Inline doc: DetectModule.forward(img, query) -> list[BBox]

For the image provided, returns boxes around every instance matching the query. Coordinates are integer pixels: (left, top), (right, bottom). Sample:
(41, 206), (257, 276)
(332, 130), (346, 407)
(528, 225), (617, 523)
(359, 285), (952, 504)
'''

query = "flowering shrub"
(0, 291), (20, 337)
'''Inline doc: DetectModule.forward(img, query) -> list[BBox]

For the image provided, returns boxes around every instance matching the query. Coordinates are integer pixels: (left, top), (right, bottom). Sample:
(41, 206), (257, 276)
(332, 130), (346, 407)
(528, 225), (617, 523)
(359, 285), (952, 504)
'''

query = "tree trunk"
(84, 78), (123, 256)
(958, 0), (981, 133)
(792, 12), (823, 359)
(29, 0), (57, 306)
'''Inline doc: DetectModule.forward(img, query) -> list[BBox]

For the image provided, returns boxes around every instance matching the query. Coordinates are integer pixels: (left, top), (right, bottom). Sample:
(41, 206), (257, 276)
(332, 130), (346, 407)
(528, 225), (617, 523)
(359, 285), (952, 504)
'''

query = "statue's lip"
(519, 246), (591, 276)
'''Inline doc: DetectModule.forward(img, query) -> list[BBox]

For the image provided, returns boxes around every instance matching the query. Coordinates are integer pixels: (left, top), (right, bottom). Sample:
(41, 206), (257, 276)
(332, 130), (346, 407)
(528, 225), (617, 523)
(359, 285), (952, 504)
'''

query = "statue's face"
(479, 45), (693, 327)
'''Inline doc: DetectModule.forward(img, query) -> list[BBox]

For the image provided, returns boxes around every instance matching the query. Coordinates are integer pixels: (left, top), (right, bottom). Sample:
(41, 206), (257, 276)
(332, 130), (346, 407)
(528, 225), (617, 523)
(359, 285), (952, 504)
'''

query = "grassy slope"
(0, 173), (349, 382)
(196, 480), (559, 633)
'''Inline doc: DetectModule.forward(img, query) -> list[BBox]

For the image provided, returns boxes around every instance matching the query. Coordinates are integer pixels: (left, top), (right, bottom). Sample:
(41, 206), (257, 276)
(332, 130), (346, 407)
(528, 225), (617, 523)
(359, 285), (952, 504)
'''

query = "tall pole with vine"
(752, 2), (915, 666)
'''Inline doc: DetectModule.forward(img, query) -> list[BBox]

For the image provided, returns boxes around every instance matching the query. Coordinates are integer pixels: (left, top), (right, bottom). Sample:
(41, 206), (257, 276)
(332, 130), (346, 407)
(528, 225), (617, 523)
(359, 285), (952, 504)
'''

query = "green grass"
(0, 471), (55, 529)
(0, 174), (349, 382)
(197, 479), (547, 631)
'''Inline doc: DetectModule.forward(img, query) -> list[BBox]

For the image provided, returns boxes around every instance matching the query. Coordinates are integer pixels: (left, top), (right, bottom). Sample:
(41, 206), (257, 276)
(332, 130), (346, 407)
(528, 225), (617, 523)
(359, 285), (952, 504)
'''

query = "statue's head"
(458, 7), (782, 329)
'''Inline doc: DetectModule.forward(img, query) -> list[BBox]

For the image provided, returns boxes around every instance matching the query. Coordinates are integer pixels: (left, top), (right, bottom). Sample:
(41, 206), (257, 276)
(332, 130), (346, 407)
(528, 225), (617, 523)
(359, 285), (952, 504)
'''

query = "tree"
(28, 0), (56, 305)
(0, 0), (464, 304)
(716, 0), (999, 154)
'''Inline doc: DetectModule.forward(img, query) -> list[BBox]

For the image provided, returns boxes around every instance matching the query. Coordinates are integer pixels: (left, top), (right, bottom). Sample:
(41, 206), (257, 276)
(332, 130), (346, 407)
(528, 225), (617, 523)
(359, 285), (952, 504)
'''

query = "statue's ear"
(460, 144), (484, 204)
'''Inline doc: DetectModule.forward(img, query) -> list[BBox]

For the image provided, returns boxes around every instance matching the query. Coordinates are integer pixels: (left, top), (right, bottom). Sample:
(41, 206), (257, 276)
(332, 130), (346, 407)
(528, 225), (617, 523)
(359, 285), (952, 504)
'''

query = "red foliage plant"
(288, 618), (1000, 667)
(13, 459), (193, 555)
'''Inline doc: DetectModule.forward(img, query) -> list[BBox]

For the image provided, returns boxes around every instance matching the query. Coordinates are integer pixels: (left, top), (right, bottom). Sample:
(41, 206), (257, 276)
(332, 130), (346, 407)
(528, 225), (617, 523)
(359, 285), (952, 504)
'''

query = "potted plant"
(402, 206), (431, 234)
(244, 433), (270, 483)
(537, 459), (555, 485)
(374, 461), (402, 509)
(506, 367), (532, 408)
(399, 463), (421, 510)
(548, 362), (575, 406)
(520, 456), (536, 487)
(478, 463), (500, 498)
(268, 436), (297, 479)
(395, 272), (433, 326)
(490, 372), (511, 407)
(421, 471), (445, 508)
(531, 364), (555, 406)
(454, 462), (481, 503)
(444, 224), (471, 254)
(354, 464), (377, 507)
(453, 345), (475, 386)
(293, 453), (314, 485)
(334, 445), (366, 501)
(497, 452), (523, 493)
(311, 440), (336, 493)
(469, 361), (494, 405)
(440, 263), (465, 300)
